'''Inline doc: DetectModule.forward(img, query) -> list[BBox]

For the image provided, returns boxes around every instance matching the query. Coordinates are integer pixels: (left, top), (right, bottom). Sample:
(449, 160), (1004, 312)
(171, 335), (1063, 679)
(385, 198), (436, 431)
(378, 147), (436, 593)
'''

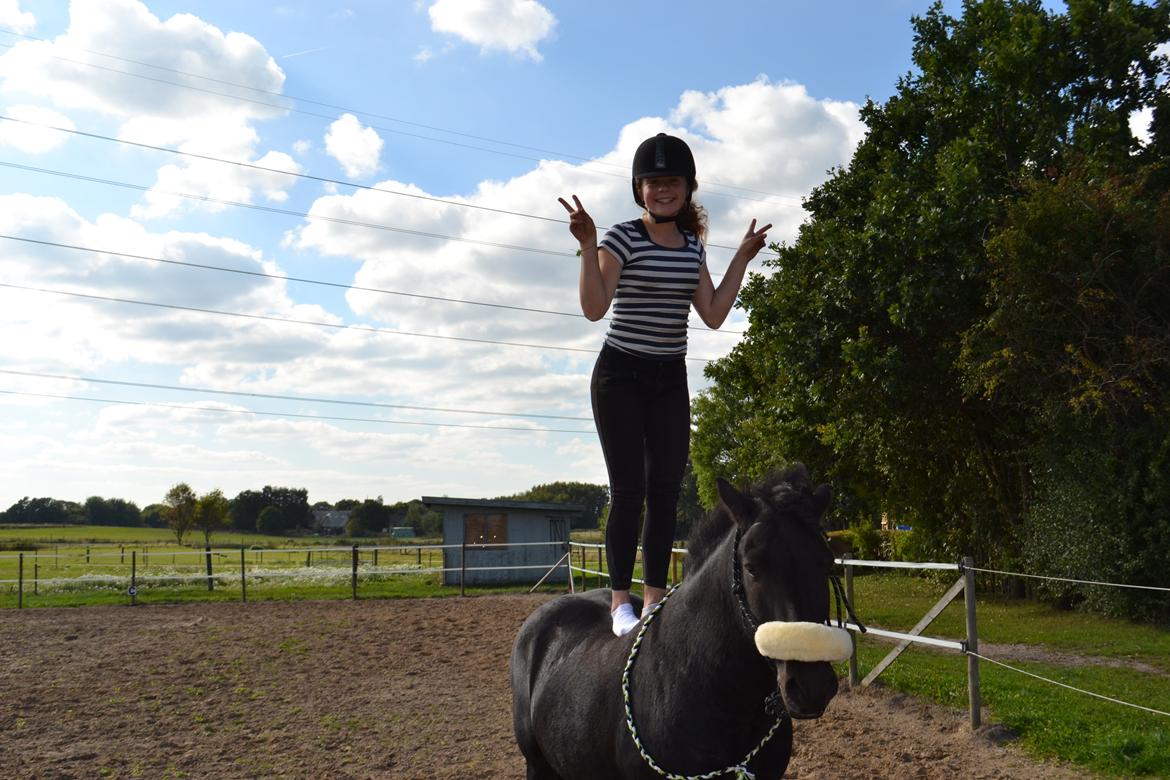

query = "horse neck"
(650, 532), (772, 700)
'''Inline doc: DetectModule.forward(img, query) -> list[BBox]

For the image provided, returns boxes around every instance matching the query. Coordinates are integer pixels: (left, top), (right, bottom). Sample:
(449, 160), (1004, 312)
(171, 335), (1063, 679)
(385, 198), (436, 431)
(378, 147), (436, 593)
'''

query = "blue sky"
(0, 0), (1086, 510)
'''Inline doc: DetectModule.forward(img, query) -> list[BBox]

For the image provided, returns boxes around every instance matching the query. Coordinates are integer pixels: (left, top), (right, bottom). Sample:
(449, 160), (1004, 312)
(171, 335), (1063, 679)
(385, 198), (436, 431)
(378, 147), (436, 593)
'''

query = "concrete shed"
(421, 496), (581, 586)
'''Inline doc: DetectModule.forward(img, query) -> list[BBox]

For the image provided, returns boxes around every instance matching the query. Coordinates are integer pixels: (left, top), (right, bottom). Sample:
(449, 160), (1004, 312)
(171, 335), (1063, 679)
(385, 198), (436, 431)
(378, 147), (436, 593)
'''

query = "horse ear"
(812, 484), (832, 521)
(717, 477), (755, 527)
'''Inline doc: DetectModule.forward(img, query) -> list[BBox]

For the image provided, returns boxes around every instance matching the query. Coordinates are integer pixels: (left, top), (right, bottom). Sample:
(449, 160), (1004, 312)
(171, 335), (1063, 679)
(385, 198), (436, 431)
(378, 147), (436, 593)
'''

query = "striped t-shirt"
(599, 219), (705, 359)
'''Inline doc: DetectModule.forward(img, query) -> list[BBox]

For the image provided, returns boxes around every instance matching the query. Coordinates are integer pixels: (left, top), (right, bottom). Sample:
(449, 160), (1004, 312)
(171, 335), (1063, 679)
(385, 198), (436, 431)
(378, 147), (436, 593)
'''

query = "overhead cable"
(0, 32), (800, 205)
(0, 115), (780, 259)
(0, 369), (594, 422)
(0, 233), (743, 335)
(0, 389), (594, 435)
(0, 282), (717, 363)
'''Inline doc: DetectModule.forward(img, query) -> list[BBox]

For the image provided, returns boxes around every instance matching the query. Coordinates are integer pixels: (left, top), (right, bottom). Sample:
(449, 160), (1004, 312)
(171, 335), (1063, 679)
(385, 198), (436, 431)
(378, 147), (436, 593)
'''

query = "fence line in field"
(967, 566), (1170, 593)
(568, 544), (1168, 730)
(0, 541), (573, 602)
(968, 651), (1170, 717)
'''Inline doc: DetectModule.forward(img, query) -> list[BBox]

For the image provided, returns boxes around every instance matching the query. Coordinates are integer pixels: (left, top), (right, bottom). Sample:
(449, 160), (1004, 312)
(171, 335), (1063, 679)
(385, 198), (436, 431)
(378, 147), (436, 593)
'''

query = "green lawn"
(846, 571), (1170, 777)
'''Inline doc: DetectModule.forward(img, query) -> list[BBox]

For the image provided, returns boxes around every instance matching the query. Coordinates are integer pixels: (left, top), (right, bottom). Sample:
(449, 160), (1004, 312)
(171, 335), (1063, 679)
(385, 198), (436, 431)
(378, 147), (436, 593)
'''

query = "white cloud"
(1131, 42), (1169, 146)
(290, 77), (863, 346)
(324, 113), (384, 179)
(427, 0), (555, 61)
(0, 0), (284, 126)
(0, 104), (74, 153)
(1130, 106), (1153, 146)
(414, 46), (434, 64)
(0, 0), (35, 34)
(0, 0), (295, 216)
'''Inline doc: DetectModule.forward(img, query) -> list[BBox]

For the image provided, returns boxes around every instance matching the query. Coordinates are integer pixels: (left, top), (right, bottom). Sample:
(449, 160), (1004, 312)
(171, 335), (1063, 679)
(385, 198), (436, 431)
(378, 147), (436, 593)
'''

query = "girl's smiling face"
(638, 175), (688, 218)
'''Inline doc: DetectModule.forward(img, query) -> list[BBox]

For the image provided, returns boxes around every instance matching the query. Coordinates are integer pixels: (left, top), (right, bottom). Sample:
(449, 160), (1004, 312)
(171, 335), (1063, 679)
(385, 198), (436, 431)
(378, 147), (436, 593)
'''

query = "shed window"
(464, 513), (507, 548)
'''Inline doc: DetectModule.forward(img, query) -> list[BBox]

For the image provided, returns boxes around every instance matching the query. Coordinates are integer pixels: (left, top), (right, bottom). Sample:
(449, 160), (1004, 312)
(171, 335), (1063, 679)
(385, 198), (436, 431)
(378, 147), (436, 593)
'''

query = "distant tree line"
(1, 480), (620, 543)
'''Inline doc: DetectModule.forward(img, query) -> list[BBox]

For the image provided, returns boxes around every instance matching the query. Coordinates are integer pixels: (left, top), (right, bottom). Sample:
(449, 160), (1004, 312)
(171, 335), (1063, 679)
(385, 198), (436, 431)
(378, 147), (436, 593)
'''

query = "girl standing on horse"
(559, 133), (771, 636)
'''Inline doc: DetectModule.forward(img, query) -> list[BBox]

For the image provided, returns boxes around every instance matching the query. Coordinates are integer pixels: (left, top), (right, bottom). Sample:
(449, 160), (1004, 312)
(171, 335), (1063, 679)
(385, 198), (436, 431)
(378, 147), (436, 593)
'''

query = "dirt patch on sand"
(0, 595), (1094, 779)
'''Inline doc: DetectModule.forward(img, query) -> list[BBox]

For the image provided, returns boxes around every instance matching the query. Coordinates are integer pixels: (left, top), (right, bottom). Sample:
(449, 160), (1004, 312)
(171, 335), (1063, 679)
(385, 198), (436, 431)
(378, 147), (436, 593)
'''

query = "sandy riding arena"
(0, 595), (1092, 779)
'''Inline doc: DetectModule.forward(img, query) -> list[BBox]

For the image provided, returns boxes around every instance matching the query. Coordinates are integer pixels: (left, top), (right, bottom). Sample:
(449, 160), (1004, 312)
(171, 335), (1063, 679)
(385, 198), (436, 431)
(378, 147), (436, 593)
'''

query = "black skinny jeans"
(591, 344), (690, 592)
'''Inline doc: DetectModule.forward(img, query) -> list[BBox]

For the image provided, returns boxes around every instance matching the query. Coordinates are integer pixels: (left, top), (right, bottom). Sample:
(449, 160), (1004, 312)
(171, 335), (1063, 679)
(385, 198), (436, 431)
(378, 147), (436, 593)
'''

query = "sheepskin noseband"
(754, 621), (853, 663)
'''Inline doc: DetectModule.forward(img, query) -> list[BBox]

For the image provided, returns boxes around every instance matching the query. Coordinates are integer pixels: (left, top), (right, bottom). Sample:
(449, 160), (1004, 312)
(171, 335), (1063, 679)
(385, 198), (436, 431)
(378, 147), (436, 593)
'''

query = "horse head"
(715, 465), (849, 720)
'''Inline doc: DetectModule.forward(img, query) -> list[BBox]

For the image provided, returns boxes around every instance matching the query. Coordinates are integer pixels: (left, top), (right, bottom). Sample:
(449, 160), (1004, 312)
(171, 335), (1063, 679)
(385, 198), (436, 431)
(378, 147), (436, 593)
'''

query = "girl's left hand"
(737, 219), (772, 262)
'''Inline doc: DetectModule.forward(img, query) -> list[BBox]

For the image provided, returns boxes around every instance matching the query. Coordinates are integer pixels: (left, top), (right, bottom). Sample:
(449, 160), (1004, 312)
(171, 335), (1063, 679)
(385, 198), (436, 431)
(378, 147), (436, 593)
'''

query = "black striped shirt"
(599, 219), (705, 359)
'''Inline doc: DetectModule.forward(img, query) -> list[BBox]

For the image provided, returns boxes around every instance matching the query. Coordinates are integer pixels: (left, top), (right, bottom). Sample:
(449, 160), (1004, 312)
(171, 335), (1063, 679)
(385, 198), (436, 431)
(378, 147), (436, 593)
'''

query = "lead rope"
(622, 584), (786, 780)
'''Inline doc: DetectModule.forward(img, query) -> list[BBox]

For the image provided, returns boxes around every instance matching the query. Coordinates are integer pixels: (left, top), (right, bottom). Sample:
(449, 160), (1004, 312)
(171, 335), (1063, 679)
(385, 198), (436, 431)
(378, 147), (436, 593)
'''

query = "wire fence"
(570, 544), (1170, 727)
(0, 540), (575, 605)
(4, 538), (1166, 726)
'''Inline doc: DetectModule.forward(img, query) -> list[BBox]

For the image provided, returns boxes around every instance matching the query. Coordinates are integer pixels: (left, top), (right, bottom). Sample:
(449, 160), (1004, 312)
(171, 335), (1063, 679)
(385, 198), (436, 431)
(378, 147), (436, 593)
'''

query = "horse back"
(511, 590), (639, 778)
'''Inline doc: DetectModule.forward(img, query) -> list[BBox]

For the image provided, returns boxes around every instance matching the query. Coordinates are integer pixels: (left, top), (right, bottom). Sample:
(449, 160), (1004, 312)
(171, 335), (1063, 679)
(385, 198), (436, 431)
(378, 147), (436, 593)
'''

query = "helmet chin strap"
(646, 194), (691, 224)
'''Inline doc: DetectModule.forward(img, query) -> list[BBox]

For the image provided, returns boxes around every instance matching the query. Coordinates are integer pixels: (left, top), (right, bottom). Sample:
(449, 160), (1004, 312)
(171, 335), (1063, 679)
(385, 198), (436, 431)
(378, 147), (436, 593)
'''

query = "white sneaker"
(611, 603), (640, 637)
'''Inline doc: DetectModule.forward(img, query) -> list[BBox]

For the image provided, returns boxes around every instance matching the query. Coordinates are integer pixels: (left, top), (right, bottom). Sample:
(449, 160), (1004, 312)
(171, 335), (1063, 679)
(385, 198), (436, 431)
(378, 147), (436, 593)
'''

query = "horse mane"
(684, 464), (816, 573)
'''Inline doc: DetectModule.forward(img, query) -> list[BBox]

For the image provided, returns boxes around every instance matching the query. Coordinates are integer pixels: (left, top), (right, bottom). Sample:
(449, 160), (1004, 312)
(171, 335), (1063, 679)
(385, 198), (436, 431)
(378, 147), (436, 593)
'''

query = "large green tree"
(692, 0), (1169, 615)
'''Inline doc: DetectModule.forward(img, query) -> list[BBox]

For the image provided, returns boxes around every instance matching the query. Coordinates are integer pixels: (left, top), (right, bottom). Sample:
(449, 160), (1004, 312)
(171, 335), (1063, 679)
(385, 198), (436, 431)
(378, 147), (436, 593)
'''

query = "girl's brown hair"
(677, 181), (708, 243)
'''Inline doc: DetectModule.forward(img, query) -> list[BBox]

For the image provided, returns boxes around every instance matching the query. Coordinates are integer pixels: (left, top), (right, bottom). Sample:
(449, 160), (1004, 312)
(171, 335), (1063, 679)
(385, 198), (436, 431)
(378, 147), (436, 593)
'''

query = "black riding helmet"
(631, 133), (696, 221)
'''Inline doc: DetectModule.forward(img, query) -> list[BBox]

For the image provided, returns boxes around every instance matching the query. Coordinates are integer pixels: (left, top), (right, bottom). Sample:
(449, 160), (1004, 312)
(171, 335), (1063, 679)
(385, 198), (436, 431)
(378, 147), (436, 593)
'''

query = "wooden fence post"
(351, 545), (359, 600)
(460, 538), (467, 597)
(240, 548), (247, 604)
(964, 555), (981, 729)
(205, 545), (214, 592)
(131, 550), (137, 606)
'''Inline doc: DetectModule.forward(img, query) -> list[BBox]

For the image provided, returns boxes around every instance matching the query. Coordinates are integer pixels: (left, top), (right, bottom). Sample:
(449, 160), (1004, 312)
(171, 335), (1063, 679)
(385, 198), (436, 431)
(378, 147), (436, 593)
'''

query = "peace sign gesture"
(735, 218), (773, 264)
(558, 195), (597, 248)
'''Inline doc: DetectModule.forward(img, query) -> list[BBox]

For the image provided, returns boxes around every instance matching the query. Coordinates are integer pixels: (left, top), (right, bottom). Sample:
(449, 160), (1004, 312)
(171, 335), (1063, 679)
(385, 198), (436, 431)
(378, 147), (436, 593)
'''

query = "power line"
(0, 31), (802, 205)
(0, 114), (569, 225)
(0, 160), (572, 257)
(0, 281), (717, 363)
(0, 115), (781, 259)
(0, 389), (594, 435)
(0, 233), (743, 335)
(0, 369), (594, 422)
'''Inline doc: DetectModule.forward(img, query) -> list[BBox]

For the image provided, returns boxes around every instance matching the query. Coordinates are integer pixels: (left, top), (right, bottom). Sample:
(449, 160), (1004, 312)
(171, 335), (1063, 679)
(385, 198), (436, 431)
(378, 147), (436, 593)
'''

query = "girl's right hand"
(558, 195), (596, 248)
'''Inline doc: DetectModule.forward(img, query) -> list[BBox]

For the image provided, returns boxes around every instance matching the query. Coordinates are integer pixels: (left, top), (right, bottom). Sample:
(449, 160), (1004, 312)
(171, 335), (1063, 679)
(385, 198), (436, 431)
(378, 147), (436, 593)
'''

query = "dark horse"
(511, 465), (844, 780)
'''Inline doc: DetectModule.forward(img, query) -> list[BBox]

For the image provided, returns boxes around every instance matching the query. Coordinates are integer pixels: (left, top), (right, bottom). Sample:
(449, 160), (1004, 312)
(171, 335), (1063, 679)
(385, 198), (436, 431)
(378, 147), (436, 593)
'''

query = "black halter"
(730, 526), (866, 636)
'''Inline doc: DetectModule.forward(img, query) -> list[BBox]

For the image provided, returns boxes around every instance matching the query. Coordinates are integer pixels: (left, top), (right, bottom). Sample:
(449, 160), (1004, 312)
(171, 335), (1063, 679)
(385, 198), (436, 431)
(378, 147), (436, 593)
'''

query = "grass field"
(846, 572), (1170, 778)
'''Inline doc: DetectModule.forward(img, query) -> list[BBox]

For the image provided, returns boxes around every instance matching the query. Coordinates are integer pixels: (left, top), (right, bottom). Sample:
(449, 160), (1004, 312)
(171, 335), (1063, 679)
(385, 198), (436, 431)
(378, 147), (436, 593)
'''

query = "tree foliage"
(404, 500), (442, 536)
(84, 496), (142, 527)
(347, 499), (390, 536)
(162, 483), (197, 546)
(231, 486), (310, 533)
(256, 505), (287, 535)
(691, 0), (1170, 617)
(194, 489), (231, 546)
(497, 481), (610, 529)
(1, 497), (82, 525)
